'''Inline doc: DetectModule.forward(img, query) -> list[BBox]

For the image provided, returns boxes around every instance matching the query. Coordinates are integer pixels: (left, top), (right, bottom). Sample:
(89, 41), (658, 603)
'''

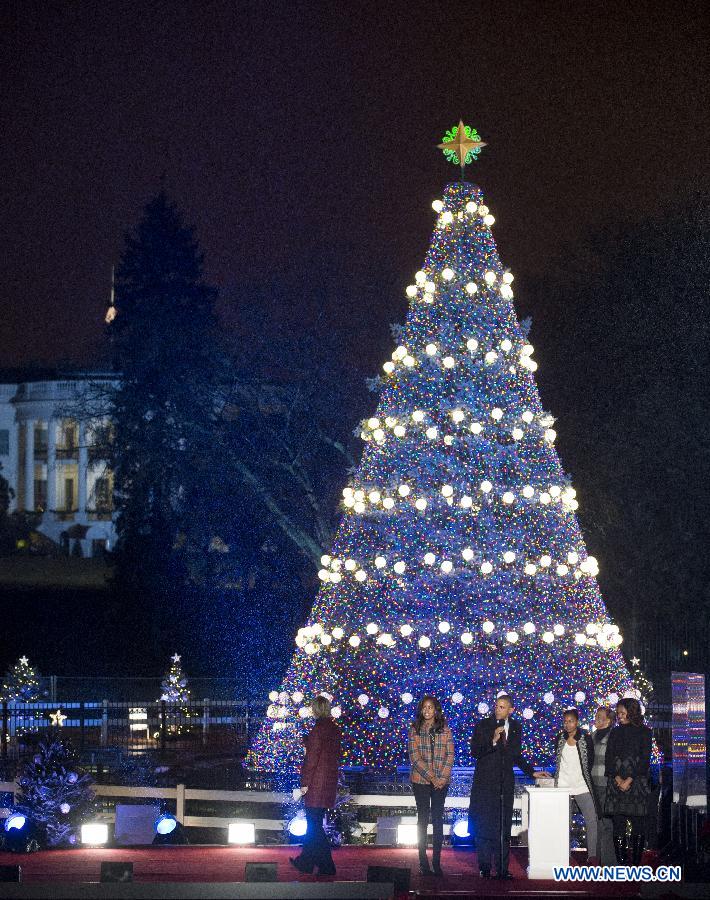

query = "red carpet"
(0, 846), (643, 896)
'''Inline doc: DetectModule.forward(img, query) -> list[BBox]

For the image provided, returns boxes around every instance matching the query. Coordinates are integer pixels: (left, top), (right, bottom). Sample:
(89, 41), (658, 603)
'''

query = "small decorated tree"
(15, 737), (96, 847)
(158, 653), (193, 736)
(2, 656), (42, 702)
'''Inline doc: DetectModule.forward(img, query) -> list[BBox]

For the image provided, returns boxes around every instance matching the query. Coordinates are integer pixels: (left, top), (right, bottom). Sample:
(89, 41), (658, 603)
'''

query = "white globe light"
(418, 636), (431, 649)
(424, 281), (436, 293)
(374, 556), (387, 568)
(477, 702), (490, 714)
(401, 692), (414, 704)
(482, 620), (495, 634)
(480, 480), (492, 493)
(425, 426), (438, 439)
(465, 282), (478, 295)
(522, 485), (534, 498)
(460, 495), (473, 508)
(431, 200), (444, 213)
(400, 624), (413, 637)
(349, 635), (361, 647)
(368, 490), (381, 504)
(539, 492), (551, 505)
(438, 620), (451, 633)
(523, 622), (536, 634)
(357, 694), (369, 706)
(502, 491), (515, 505)
(470, 422), (482, 434)
(586, 623), (599, 635)
(465, 201), (477, 214)
(378, 707), (389, 718)
(332, 627), (344, 640)
(406, 285), (418, 298)
(553, 624), (565, 636)
(461, 548), (474, 561)
(575, 691), (586, 703)
(483, 214), (495, 226)
(393, 425), (406, 437)
(524, 563), (537, 575)
(556, 564), (569, 576)
(397, 484), (410, 497)
(545, 429), (557, 443)
(415, 498), (427, 511)
(366, 622), (379, 635)
(503, 271), (514, 284)
(382, 497), (395, 509)
(268, 690), (279, 702)
(320, 553), (332, 566)
(354, 570), (367, 583)
(506, 631), (519, 644)
(544, 692), (555, 704)
(484, 270), (496, 285)
(568, 551), (579, 565)
(608, 692), (619, 705)
(522, 707), (534, 719)
(451, 409), (465, 423)
(503, 551), (516, 563)
(344, 559), (357, 571)
(480, 561), (493, 574)
(331, 706), (341, 718)
(466, 338), (479, 351)
(542, 632), (554, 644)
(393, 560), (406, 574)
(442, 356), (456, 368)
(441, 211), (453, 225)
(575, 633), (586, 645)
(539, 555), (552, 568)
(372, 428), (385, 441)
(452, 692), (464, 704)
(441, 267), (455, 281)
(292, 691), (304, 703)
(298, 706), (311, 718)
(423, 552), (436, 565)
(425, 343), (438, 356)
(485, 351), (498, 364)
(440, 560), (453, 574)
(412, 410), (425, 422)
(461, 631), (473, 645)
(512, 427), (524, 440)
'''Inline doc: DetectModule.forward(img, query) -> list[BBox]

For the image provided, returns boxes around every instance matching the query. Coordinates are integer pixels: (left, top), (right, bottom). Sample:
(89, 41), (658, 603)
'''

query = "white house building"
(0, 370), (118, 556)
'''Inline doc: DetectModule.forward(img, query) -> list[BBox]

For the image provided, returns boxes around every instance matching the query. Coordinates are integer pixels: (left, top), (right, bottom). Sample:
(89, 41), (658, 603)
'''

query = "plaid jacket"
(408, 725), (455, 785)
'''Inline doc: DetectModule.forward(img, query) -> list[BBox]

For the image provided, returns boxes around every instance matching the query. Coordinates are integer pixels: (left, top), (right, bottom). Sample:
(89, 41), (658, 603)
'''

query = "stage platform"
(0, 845), (656, 899)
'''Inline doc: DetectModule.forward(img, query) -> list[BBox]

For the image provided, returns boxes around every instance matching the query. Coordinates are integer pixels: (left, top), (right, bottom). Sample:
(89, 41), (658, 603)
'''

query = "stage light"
(2, 812), (39, 853)
(287, 815), (308, 839)
(228, 822), (255, 845)
(396, 822), (418, 845)
(452, 818), (470, 839)
(152, 814), (188, 845)
(155, 815), (177, 836)
(81, 822), (109, 845)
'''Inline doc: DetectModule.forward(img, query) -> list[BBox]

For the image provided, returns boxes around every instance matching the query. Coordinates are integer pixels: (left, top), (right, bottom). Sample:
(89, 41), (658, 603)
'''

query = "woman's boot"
(630, 834), (645, 865)
(432, 847), (443, 876)
(613, 834), (627, 864)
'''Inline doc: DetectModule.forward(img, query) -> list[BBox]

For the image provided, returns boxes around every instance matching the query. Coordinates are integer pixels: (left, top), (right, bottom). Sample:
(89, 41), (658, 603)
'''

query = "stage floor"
(0, 846), (645, 896)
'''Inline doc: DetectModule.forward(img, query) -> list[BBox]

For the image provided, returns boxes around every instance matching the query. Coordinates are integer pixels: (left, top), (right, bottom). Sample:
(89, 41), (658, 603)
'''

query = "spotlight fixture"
(2, 813), (40, 853)
(152, 814), (188, 846)
(227, 822), (255, 845)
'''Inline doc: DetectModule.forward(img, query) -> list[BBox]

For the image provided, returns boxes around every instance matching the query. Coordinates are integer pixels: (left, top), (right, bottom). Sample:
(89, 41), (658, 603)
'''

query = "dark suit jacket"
(468, 716), (535, 839)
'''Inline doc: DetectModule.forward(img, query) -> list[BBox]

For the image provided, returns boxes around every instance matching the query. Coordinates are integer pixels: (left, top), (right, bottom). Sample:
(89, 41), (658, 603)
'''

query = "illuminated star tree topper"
(438, 120), (487, 176)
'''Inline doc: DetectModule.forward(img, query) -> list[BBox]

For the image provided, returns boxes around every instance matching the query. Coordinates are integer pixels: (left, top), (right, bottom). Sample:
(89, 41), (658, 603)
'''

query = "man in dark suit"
(468, 694), (544, 879)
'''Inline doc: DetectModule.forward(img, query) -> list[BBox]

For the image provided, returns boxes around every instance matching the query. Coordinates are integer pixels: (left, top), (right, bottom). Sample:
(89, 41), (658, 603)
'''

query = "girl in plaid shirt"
(408, 695), (455, 876)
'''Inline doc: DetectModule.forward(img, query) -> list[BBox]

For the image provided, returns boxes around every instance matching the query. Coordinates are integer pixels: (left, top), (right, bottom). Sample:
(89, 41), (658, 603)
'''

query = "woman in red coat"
(290, 695), (342, 876)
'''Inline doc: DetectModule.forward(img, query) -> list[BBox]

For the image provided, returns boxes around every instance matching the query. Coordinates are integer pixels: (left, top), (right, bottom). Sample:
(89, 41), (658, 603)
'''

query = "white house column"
(47, 419), (57, 513)
(24, 420), (35, 512)
(78, 421), (88, 515)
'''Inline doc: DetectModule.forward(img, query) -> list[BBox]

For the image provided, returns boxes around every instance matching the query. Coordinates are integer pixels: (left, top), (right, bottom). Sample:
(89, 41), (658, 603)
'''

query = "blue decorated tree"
(14, 737), (96, 847)
(252, 124), (633, 771)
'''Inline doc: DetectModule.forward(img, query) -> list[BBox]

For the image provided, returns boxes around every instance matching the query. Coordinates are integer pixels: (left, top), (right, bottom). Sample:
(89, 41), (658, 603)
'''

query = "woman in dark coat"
(552, 708), (598, 861)
(290, 695), (342, 876)
(604, 697), (652, 864)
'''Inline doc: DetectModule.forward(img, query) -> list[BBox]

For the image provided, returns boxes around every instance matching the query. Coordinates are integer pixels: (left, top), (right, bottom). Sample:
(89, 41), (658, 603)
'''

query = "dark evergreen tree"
(108, 193), (223, 621)
(15, 737), (96, 847)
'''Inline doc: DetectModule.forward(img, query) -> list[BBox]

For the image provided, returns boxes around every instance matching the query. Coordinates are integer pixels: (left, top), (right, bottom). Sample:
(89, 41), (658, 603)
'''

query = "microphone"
(496, 718), (505, 728)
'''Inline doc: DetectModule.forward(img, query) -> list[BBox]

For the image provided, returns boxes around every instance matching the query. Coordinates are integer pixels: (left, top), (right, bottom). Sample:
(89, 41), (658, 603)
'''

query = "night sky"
(2, 1), (708, 375)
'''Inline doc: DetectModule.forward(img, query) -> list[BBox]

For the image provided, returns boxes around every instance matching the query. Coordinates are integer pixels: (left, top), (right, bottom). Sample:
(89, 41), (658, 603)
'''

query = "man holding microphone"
(468, 694), (546, 879)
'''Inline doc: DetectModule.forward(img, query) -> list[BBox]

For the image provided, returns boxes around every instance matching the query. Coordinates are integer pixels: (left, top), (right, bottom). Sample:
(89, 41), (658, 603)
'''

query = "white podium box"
(525, 786), (575, 880)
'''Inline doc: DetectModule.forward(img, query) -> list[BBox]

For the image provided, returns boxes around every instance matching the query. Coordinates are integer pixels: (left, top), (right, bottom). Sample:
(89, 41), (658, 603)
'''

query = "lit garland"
(250, 181), (634, 771)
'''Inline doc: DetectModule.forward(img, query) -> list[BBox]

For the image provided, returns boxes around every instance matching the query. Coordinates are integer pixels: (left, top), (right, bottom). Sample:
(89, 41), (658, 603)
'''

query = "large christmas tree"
(253, 124), (633, 770)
